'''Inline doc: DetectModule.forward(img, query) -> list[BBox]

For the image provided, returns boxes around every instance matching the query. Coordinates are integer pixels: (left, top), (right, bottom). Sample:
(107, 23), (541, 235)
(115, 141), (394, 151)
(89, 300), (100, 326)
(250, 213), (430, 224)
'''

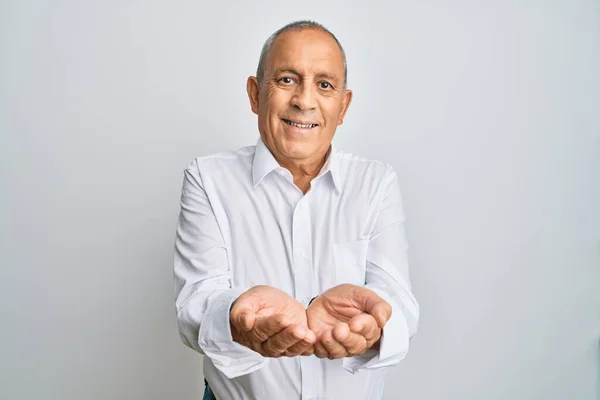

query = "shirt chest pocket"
(332, 239), (369, 286)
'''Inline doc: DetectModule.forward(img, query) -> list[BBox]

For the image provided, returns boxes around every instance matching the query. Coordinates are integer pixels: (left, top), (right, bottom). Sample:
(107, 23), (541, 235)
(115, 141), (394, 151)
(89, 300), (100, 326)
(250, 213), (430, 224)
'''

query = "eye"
(278, 77), (295, 85)
(319, 81), (333, 90)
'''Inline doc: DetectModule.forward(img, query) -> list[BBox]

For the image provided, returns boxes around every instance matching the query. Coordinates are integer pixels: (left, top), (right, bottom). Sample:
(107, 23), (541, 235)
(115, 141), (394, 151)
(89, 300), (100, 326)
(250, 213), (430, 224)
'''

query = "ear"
(337, 89), (353, 125)
(246, 76), (260, 115)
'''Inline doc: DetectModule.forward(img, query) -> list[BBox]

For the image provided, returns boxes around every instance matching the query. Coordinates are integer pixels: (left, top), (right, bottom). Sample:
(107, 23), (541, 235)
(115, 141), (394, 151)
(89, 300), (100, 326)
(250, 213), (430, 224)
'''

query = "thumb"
(354, 288), (391, 328)
(231, 298), (258, 332)
(237, 309), (256, 332)
(369, 301), (392, 328)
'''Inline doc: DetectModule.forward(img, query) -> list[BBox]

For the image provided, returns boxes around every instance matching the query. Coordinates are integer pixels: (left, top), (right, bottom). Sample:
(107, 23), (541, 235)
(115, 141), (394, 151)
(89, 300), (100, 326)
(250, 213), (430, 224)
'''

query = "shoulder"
(334, 149), (397, 186)
(184, 144), (256, 175)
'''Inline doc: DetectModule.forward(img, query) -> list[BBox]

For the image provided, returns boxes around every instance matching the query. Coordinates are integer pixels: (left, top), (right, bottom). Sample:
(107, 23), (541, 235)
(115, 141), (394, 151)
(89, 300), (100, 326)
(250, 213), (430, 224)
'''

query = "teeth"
(285, 120), (316, 129)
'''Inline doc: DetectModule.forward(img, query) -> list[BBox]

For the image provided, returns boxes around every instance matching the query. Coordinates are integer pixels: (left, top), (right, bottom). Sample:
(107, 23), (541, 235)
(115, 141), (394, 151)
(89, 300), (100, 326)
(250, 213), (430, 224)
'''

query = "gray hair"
(256, 20), (348, 90)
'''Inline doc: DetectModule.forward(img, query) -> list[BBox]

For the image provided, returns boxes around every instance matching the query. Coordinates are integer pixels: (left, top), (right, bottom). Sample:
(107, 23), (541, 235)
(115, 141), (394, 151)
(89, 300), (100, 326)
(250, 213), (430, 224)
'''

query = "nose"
(290, 82), (317, 111)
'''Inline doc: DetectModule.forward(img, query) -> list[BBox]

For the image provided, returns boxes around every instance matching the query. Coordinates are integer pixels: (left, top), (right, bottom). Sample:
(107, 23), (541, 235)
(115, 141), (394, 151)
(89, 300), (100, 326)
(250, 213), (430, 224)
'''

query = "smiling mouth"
(282, 119), (318, 129)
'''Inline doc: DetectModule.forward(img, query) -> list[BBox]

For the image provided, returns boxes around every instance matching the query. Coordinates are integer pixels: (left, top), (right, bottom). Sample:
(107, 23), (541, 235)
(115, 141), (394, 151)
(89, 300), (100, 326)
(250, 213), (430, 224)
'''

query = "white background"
(1, 1), (599, 399)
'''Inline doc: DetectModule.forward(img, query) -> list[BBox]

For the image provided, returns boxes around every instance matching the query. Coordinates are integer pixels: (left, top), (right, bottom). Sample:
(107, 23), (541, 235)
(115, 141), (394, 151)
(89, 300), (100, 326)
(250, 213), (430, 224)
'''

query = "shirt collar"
(252, 137), (341, 193)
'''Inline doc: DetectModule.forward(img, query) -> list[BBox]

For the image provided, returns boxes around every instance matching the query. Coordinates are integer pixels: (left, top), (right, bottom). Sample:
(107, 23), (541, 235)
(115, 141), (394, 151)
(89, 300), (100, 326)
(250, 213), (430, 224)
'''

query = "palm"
(306, 285), (363, 336)
(308, 284), (362, 316)
(247, 286), (306, 323)
(306, 296), (362, 333)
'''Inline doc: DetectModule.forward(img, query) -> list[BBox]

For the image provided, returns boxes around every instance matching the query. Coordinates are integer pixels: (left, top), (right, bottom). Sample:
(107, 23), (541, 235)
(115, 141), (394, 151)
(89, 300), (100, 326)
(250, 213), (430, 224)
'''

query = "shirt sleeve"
(173, 160), (268, 378)
(343, 166), (420, 373)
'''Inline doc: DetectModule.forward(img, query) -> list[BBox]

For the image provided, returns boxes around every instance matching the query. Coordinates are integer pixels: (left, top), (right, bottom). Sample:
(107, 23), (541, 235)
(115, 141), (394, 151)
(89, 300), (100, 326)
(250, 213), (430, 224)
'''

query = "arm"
(173, 161), (267, 378)
(343, 166), (420, 373)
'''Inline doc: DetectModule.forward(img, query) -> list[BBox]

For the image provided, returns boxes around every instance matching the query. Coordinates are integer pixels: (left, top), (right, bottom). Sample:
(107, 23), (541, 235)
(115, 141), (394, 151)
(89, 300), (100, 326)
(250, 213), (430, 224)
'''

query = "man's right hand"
(230, 285), (316, 357)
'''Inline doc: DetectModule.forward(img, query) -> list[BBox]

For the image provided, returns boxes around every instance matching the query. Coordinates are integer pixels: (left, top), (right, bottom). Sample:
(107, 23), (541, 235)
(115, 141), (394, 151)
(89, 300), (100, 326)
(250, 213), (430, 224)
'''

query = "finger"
(285, 329), (316, 357)
(353, 288), (392, 328)
(284, 342), (314, 357)
(250, 314), (291, 343)
(239, 312), (256, 332)
(300, 345), (315, 357)
(230, 311), (256, 335)
(230, 302), (257, 332)
(261, 324), (307, 356)
(331, 322), (350, 342)
(284, 341), (315, 357)
(348, 313), (380, 343)
(314, 340), (329, 358)
(369, 300), (392, 328)
(333, 323), (367, 356)
(321, 325), (348, 359)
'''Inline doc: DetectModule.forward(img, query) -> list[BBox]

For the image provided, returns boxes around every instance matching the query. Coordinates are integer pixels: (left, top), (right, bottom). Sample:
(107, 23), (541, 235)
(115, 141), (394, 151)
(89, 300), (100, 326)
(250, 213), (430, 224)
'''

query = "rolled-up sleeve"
(343, 166), (420, 373)
(173, 160), (267, 378)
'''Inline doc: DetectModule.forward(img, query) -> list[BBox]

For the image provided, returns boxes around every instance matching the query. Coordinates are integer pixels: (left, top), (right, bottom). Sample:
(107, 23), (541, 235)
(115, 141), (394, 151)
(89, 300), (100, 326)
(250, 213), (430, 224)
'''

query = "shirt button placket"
(293, 199), (318, 400)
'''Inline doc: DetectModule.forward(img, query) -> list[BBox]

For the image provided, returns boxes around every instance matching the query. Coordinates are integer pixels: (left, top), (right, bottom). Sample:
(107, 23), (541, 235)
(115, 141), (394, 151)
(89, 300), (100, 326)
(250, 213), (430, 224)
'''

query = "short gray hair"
(256, 20), (348, 90)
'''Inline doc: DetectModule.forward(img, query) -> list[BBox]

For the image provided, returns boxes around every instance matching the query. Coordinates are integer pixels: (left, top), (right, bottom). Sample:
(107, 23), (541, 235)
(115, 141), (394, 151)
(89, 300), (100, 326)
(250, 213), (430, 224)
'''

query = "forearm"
(175, 282), (241, 353)
(176, 283), (268, 377)
(174, 163), (267, 377)
(344, 165), (420, 372)
(341, 282), (417, 373)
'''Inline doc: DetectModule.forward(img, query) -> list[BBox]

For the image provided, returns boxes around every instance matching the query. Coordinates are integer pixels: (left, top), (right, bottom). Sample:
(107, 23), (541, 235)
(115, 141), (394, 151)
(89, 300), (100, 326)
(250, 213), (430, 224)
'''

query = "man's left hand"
(306, 284), (392, 359)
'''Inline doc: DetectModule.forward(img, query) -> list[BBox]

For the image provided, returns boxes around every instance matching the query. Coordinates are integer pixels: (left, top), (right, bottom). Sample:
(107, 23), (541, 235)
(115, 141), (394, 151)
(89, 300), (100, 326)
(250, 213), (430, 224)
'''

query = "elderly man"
(174, 20), (419, 400)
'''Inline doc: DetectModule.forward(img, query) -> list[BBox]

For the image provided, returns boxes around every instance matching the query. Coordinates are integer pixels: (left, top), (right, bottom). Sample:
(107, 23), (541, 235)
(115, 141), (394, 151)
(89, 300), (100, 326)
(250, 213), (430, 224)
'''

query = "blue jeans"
(203, 379), (216, 400)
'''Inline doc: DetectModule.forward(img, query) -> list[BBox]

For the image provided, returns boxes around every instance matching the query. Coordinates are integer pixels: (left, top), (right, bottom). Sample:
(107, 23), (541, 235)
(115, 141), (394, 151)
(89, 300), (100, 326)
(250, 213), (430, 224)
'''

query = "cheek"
(263, 86), (289, 112)
(321, 102), (343, 125)
(264, 85), (277, 102)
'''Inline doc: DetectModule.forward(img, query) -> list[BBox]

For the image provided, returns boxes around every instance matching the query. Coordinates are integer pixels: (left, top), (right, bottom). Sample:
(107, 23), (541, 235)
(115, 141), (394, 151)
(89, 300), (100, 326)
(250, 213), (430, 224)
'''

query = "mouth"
(282, 119), (319, 129)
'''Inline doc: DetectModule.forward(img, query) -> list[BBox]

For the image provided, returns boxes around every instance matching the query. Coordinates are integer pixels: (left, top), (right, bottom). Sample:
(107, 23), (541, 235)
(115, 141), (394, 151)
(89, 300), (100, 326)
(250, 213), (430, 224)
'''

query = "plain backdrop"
(1, 1), (599, 399)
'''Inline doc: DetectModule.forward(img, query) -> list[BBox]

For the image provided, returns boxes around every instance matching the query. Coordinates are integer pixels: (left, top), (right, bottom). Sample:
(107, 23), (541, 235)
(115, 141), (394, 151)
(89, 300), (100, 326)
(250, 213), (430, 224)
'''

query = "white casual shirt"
(174, 137), (419, 400)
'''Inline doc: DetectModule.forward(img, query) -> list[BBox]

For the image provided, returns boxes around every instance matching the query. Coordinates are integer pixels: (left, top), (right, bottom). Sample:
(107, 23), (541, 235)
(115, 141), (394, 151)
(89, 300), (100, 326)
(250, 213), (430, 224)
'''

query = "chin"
(281, 140), (316, 159)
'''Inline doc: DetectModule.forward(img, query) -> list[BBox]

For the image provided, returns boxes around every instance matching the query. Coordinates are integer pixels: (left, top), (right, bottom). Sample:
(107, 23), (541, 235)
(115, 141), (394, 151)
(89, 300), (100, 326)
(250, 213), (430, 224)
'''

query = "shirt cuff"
(342, 287), (409, 374)
(198, 288), (268, 378)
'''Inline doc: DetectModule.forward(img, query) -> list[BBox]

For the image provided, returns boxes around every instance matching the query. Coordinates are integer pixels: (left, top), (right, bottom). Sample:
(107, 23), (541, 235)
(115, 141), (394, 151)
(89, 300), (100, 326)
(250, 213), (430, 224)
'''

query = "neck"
(269, 145), (331, 195)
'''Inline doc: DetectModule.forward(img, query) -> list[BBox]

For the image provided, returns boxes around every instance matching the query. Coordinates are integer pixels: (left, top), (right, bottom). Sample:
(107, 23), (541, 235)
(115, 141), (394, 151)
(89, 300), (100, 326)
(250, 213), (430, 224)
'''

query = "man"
(174, 20), (419, 400)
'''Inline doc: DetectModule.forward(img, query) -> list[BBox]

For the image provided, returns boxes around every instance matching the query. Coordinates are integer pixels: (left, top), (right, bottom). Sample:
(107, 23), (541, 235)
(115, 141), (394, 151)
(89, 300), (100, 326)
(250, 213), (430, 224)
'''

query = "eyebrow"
(274, 68), (340, 83)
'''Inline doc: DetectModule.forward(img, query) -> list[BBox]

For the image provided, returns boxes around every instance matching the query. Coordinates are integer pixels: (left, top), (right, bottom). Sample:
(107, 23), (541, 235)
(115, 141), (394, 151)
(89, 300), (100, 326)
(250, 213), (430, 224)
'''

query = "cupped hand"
(230, 285), (316, 357)
(306, 284), (391, 359)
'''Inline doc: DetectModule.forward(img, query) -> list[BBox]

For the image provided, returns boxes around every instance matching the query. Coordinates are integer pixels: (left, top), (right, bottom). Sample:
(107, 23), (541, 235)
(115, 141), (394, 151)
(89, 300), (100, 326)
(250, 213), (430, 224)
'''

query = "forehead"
(266, 28), (344, 78)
